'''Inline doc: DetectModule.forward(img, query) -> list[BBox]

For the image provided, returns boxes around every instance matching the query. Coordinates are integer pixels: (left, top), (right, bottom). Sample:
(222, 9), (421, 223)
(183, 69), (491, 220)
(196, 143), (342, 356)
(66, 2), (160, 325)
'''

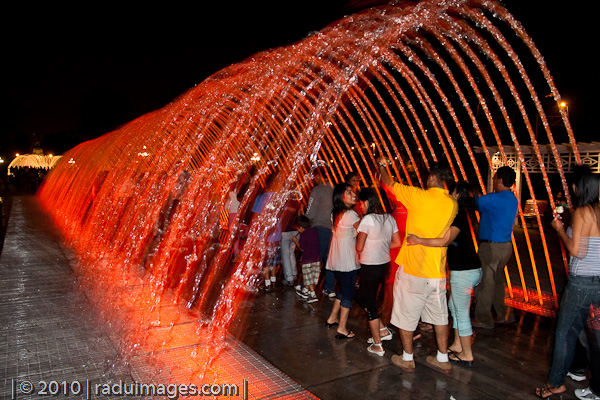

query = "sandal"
(380, 327), (393, 340)
(449, 353), (474, 367)
(367, 343), (385, 356)
(367, 327), (393, 343)
(335, 330), (355, 339)
(535, 384), (565, 399)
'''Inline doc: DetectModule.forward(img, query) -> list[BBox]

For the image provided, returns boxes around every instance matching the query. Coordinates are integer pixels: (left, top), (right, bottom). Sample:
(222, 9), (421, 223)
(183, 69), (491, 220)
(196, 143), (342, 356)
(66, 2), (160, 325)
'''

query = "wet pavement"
(0, 196), (311, 400)
(0, 195), (591, 399)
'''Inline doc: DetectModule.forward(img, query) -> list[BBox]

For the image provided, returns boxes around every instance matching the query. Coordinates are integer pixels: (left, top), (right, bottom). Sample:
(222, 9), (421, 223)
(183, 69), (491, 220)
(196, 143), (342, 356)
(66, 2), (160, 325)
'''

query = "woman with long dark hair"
(407, 181), (481, 366)
(355, 186), (402, 356)
(536, 166), (600, 399)
(325, 183), (361, 339)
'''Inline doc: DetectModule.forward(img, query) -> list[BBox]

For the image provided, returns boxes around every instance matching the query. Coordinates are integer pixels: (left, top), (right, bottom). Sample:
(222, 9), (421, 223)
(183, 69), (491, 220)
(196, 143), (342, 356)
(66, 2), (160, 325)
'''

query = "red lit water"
(38, 0), (577, 382)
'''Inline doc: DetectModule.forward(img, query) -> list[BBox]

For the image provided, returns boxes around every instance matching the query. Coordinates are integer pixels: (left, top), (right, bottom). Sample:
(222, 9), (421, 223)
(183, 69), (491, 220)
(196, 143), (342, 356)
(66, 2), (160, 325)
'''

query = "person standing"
(378, 158), (457, 374)
(325, 183), (361, 338)
(251, 190), (280, 290)
(535, 166), (600, 400)
(305, 167), (336, 298)
(293, 215), (322, 303)
(345, 171), (361, 194)
(355, 186), (402, 356)
(225, 188), (241, 230)
(473, 166), (518, 329)
(407, 181), (482, 366)
(280, 194), (302, 286)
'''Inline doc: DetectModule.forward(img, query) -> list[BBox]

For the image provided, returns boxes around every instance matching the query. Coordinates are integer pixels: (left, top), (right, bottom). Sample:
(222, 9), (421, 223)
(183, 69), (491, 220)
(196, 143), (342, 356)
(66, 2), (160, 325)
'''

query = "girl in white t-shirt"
(325, 183), (361, 339)
(356, 187), (402, 356)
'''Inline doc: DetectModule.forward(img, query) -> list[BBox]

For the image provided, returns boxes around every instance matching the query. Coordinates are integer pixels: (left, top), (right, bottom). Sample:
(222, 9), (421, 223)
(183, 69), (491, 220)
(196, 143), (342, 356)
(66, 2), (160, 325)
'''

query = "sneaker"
(295, 285), (305, 296)
(306, 293), (319, 303)
(426, 355), (451, 373)
(391, 355), (415, 372)
(568, 370), (587, 382)
(575, 387), (600, 400)
(298, 287), (308, 299)
(322, 289), (336, 298)
(283, 280), (294, 287)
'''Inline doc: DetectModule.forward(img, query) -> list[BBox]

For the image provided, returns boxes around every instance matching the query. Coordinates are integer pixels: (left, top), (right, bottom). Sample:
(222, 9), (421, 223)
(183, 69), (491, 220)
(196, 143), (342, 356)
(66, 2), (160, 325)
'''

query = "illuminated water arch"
(8, 154), (63, 174)
(38, 0), (577, 377)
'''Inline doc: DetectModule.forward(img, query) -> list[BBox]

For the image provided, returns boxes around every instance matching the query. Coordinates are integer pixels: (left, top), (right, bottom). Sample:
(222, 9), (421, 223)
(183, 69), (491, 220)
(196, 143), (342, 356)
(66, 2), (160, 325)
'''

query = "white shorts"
(390, 266), (448, 331)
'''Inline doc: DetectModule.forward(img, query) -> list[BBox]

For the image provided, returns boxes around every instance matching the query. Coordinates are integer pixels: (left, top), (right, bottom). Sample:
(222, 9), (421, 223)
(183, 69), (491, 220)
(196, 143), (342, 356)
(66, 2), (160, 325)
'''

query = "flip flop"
(335, 331), (355, 339)
(449, 353), (474, 367)
(325, 321), (339, 328)
(534, 384), (565, 399)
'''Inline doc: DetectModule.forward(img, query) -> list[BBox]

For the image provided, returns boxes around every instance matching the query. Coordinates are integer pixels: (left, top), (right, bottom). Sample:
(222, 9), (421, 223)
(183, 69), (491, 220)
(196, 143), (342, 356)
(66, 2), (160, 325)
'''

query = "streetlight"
(559, 101), (569, 117)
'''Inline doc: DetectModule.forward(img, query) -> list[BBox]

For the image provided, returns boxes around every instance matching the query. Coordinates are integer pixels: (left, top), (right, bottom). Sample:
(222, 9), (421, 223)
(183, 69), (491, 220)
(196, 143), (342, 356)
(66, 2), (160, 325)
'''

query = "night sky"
(1, 1), (596, 162)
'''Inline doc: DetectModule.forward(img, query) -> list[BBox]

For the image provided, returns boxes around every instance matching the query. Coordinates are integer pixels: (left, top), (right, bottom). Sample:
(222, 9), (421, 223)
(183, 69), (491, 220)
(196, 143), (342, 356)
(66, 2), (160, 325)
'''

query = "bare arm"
(377, 157), (394, 190)
(292, 235), (302, 251)
(356, 232), (367, 253)
(406, 226), (460, 247)
(389, 231), (402, 250)
(552, 207), (584, 256)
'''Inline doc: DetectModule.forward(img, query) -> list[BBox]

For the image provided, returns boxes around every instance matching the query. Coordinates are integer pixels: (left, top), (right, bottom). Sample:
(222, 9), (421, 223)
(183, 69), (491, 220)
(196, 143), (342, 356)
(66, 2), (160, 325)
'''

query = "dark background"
(1, 1), (596, 162)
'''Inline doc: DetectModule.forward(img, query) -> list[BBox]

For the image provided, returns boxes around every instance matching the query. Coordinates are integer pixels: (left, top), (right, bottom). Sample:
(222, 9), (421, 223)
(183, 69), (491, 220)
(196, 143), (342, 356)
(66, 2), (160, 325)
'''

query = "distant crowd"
(0, 167), (49, 194)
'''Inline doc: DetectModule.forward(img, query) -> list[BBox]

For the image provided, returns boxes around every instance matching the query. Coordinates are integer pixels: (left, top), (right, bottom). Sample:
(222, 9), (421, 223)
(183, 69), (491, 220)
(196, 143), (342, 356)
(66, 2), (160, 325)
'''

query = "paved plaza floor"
(0, 195), (590, 399)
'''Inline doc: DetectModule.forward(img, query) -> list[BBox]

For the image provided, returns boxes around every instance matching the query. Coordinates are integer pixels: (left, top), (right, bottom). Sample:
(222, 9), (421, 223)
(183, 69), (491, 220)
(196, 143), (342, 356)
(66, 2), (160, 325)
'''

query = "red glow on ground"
(506, 287), (557, 318)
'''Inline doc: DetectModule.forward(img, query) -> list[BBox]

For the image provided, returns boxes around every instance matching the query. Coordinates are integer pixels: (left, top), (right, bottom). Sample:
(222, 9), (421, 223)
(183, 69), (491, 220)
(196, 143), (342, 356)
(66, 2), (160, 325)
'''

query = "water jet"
(38, 0), (580, 382)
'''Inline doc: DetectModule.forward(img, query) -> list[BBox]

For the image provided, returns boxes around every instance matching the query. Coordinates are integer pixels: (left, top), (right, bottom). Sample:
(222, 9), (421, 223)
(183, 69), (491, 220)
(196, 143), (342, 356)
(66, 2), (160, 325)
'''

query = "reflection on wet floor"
(234, 255), (593, 399)
(238, 283), (589, 399)
(0, 196), (10, 255)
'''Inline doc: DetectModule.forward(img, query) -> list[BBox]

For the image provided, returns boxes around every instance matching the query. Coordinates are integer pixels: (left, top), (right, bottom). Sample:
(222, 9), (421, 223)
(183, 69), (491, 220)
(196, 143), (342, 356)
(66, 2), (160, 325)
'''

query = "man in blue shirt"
(473, 166), (518, 329)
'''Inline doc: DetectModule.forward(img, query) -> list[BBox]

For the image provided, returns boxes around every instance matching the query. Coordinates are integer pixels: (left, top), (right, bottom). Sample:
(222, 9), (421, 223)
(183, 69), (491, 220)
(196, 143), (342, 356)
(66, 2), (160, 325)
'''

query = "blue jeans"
(333, 269), (358, 309)
(548, 275), (600, 388)
(589, 310), (600, 395)
(280, 231), (297, 283)
(315, 226), (334, 292)
(449, 268), (482, 337)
